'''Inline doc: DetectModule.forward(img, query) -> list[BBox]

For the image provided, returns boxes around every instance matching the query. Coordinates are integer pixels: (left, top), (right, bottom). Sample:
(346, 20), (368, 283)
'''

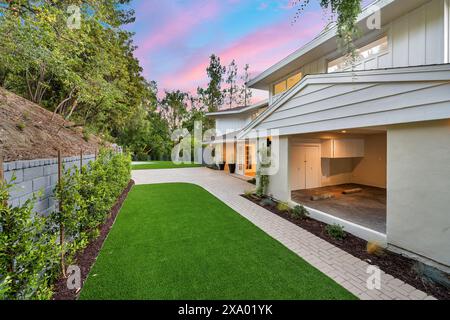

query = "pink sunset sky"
(126, 0), (350, 102)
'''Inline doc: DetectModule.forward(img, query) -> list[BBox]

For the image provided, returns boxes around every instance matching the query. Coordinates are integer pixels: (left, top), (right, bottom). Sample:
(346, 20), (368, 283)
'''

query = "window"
(327, 36), (388, 73)
(273, 81), (287, 95)
(273, 72), (303, 96)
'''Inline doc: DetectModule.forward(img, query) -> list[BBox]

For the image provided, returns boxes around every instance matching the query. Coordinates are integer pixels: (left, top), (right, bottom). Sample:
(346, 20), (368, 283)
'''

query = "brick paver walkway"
(132, 167), (435, 300)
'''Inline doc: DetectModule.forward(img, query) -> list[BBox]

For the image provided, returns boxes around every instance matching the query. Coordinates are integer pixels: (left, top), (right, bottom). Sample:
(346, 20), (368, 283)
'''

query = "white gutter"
(206, 100), (268, 117)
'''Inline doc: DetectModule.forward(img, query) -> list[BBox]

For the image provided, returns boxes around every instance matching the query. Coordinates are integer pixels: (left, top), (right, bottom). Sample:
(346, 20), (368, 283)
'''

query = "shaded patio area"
(291, 184), (386, 233)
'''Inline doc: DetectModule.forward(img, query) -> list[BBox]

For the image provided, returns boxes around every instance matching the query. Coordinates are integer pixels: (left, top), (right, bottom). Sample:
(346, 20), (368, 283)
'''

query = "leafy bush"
(49, 149), (132, 269)
(16, 121), (26, 131)
(276, 202), (290, 212)
(244, 190), (255, 197)
(248, 178), (256, 185)
(292, 205), (309, 219)
(0, 180), (59, 300)
(0, 149), (131, 300)
(326, 224), (346, 240)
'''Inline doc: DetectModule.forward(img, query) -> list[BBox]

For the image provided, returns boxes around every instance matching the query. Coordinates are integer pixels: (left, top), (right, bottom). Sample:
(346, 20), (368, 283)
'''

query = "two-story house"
(210, 0), (450, 273)
(206, 100), (268, 177)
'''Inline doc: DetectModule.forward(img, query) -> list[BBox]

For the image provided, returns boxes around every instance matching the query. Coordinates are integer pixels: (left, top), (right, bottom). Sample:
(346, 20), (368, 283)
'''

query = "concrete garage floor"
(291, 184), (387, 233)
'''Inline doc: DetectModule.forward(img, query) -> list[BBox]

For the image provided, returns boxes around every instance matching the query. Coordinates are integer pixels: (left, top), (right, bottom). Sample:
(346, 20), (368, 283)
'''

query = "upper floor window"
(273, 72), (303, 96)
(328, 36), (388, 73)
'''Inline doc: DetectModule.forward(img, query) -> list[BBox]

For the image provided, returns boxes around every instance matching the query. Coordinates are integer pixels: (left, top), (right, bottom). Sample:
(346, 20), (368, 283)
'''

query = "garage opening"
(289, 129), (387, 233)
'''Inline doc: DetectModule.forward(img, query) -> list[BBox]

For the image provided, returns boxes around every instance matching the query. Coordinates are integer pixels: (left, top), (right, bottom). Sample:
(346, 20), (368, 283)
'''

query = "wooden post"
(58, 150), (66, 277)
(0, 156), (6, 207)
(80, 148), (83, 171)
(0, 156), (4, 182)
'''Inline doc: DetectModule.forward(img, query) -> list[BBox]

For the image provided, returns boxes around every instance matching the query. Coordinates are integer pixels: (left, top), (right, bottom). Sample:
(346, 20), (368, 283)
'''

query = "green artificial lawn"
(80, 183), (356, 300)
(132, 161), (202, 170)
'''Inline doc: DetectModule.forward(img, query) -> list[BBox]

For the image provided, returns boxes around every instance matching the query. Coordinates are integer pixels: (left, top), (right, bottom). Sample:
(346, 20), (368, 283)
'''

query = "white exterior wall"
(216, 116), (247, 134)
(390, 0), (445, 67)
(268, 0), (447, 103)
(387, 120), (450, 267)
(266, 136), (290, 200)
(254, 67), (450, 136)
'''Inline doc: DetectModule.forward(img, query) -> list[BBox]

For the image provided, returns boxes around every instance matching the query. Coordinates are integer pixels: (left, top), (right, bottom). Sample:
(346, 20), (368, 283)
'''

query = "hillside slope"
(0, 88), (104, 162)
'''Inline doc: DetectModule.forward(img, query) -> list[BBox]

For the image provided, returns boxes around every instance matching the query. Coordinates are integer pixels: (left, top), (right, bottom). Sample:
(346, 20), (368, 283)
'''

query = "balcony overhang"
(240, 64), (450, 139)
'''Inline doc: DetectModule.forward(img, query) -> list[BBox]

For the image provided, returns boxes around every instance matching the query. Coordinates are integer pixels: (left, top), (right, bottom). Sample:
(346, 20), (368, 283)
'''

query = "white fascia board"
(205, 100), (268, 117)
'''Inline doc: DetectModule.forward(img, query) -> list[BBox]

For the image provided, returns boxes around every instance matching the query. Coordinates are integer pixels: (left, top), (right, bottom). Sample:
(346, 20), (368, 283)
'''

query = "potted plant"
(218, 162), (226, 171)
(228, 162), (236, 174)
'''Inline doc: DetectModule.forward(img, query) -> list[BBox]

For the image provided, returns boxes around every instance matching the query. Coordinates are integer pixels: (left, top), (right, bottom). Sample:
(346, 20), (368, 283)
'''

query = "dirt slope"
(0, 88), (104, 162)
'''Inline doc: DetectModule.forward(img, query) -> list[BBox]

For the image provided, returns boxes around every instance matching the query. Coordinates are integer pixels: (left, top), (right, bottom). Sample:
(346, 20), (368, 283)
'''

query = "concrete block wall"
(3, 155), (96, 216)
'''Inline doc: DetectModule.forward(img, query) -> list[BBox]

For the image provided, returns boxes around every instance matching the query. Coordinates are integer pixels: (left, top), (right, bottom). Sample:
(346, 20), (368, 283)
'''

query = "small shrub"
(244, 189), (255, 197)
(260, 197), (276, 208)
(82, 130), (90, 142)
(292, 205), (309, 219)
(326, 224), (346, 240)
(276, 201), (290, 212)
(16, 121), (26, 131)
(22, 111), (30, 121)
(367, 241), (384, 256)
(248, 178), (256, 185)
(0, 181), (59, 300)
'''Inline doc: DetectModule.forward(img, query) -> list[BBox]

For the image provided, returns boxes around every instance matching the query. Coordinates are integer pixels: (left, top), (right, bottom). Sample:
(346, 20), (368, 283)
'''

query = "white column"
(267, 135), (291, 201)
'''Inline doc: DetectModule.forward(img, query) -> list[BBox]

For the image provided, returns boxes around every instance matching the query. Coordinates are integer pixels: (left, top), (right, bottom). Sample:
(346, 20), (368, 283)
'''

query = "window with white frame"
(327, 36), (388, 73)
(273, 71), (303, 96)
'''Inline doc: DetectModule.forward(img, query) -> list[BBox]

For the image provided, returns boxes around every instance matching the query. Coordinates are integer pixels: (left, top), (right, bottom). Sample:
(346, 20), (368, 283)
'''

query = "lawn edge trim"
(52, 179), (135, 300)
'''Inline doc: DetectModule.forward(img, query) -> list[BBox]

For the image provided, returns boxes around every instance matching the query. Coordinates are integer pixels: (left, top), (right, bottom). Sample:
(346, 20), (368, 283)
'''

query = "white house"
(209, 0), (450, 272)
(206, 100), (268, 177)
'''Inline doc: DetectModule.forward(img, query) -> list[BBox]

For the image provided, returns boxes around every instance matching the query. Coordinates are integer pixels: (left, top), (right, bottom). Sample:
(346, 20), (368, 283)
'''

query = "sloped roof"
(206, 100), (268, 117)
(0, 87), (105, 162)
(247, 0), (430, 90)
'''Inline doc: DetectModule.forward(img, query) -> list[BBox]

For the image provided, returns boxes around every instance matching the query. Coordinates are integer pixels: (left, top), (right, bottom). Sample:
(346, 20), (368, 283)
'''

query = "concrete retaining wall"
(3, 155), (95, 216)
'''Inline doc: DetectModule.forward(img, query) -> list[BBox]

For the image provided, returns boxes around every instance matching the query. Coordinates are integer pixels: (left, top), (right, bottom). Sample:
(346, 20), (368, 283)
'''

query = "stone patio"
(132, 167), (435, 300)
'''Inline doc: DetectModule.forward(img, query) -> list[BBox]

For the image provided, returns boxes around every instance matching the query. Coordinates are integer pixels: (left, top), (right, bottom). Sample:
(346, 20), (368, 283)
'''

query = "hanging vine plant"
(292, 0), (363, 56)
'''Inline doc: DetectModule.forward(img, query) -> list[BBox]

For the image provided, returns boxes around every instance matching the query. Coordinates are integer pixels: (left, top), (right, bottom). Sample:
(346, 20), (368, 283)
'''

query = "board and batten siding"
(268, 0), (447, 103)
(249, 66), (450, 137)
(391, 0), (446, 67)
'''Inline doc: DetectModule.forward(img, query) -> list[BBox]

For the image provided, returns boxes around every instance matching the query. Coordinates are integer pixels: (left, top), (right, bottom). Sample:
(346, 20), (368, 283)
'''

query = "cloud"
(134, 0), (222, 77)
(160, 11), (324, 97)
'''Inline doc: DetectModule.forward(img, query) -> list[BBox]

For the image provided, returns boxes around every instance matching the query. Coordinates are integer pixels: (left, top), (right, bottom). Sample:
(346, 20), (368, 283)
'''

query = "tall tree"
(161, 90), (189, 133)
(239, 64), (253, 107)
(224, 60), (240, 109)
(0, 0), (149, 140)
(197, 54), (225, 112)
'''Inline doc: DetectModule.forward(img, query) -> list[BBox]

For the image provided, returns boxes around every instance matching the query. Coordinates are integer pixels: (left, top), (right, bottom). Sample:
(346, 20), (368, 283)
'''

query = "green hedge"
(0, 149), (131, 300)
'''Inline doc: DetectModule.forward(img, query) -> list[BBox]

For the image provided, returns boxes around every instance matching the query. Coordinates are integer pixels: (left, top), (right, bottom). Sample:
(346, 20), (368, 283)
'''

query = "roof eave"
(247, 0), (426, 90)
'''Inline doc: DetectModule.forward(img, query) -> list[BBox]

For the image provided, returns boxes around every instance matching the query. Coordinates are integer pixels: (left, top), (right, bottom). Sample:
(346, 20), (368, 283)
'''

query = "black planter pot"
(228, 163), (236, 174)
(218, 163), (226, 171)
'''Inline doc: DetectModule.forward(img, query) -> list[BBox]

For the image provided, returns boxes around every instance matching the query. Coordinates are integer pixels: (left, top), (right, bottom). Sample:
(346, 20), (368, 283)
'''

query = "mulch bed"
(242, 194), (450, 300)
(52, 179), (135, 300)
